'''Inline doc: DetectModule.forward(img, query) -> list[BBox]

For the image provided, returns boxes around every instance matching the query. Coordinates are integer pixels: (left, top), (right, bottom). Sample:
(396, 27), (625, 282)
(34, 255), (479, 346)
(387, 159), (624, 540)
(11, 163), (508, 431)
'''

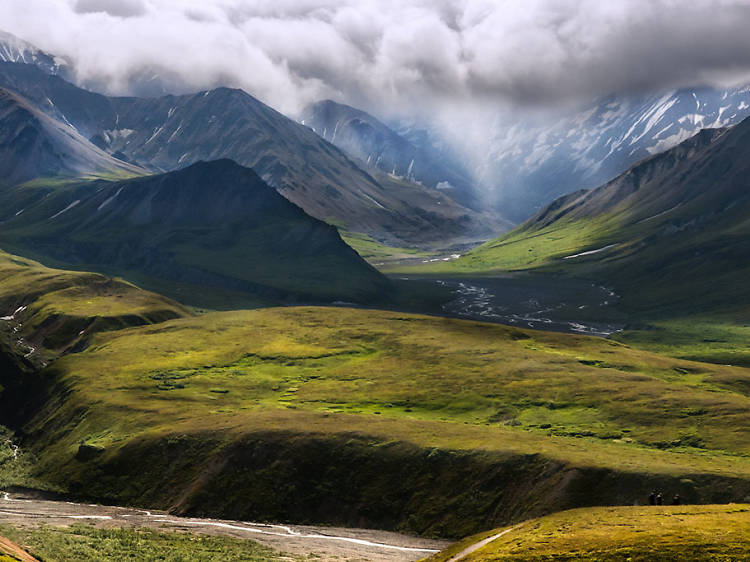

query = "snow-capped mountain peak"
(0, 30), (68, 76)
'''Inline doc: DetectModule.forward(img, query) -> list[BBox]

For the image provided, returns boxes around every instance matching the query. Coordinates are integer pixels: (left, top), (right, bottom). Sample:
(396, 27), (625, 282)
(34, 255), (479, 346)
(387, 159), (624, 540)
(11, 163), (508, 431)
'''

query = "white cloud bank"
(3, 0), (750, 118)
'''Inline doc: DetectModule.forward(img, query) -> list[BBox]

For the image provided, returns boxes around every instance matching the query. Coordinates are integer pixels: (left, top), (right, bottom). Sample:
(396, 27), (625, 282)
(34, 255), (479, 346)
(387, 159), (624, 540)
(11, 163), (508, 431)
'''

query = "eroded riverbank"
(0, 491), (448, 562)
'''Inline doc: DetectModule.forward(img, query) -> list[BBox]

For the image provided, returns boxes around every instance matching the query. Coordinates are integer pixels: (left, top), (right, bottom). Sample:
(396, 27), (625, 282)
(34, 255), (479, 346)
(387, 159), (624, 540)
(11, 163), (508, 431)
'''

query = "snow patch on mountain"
(0, 30), (68, 76)
(480, 85), (750, 221)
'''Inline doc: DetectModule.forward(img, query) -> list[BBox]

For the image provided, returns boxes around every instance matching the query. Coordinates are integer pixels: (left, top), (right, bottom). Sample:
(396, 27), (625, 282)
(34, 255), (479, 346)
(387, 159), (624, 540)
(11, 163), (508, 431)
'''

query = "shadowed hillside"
(0, 159), (391, 307)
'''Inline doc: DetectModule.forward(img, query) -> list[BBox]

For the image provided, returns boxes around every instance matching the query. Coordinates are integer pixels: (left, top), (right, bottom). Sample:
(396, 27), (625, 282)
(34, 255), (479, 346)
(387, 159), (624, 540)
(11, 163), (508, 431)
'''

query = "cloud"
(2, 0), (750, 118)
(74, 0), (146, 18)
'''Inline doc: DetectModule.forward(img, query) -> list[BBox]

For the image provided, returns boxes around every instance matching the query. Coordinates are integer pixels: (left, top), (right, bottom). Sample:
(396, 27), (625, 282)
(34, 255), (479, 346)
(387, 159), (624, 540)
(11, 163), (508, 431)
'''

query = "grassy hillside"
(0, 248), (189, 366)
(13, 305), (750, 536)
(426, 504), (750, 561)
(0, 248), (191, 490)
(0, 524), (291, 562)
(0, 160), (391, 308)
(3, 249), (750, 537)
(384, 216), (616, 276)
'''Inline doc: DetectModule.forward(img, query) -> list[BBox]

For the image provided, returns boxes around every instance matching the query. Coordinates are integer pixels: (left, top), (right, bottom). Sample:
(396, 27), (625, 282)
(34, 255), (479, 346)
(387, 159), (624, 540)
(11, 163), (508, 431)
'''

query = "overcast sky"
(3, 0), (750, 118)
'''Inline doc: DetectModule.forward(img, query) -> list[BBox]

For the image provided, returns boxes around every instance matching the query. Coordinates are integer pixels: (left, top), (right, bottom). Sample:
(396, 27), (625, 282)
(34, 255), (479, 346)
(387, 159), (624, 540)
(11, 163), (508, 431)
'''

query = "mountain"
(483, 86), (750, 222)
(460, 116), (750, 313)
(0, 159), (390, 307)
(0, 88), (142, 185)
(0, 30), (68, 76)
(0, 61), (494, 245)
(300, 99), (481, 209)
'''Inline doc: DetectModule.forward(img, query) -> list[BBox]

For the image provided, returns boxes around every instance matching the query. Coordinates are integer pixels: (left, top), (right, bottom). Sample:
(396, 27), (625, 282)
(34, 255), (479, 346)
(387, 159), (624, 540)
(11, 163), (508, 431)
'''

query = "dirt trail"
(0, 491), (447, 561)
(0, 535), (39, 562)
(445, 525), (521, 562)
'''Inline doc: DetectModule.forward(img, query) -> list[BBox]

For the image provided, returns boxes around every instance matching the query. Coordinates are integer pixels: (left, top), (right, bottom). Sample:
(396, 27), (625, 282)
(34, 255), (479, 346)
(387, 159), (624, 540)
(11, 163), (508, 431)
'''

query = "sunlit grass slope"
(341, 230), (435, 266)
(31, 306), (750, 480)
(1, 251), (748, 534)
(0, 249), (192, 492)
(384, 217), (618, 275)
(0, 249), (190, 361)
(426, 504), (750, 561)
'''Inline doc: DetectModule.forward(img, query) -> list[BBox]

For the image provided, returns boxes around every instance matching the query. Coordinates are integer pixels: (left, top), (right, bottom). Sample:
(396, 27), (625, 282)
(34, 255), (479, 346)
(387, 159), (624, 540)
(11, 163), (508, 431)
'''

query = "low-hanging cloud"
(2, 0), (750, 119)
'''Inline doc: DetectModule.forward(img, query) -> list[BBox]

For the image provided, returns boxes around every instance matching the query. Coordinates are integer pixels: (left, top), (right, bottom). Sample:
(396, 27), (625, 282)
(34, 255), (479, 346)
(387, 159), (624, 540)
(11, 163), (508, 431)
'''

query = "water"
(400, 275), (625, 337)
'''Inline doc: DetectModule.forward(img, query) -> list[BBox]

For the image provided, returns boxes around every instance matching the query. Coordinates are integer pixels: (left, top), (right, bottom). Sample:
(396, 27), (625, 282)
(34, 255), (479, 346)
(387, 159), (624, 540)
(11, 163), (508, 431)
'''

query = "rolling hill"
(0, 159), (390, 307)
(7, 302), (750, 537)
(2, 230), (750, 542)
(0, 61), (493, 245)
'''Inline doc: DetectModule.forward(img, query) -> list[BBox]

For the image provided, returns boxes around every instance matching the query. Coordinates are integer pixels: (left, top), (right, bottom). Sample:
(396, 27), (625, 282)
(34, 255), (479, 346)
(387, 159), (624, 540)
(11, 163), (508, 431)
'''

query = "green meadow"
(23, 306), (750, 493)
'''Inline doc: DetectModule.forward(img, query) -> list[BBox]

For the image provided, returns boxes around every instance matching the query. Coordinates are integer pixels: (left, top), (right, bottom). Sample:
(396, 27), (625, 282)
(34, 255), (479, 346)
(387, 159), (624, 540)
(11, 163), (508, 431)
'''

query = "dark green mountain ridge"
(0, 159), (389, 307)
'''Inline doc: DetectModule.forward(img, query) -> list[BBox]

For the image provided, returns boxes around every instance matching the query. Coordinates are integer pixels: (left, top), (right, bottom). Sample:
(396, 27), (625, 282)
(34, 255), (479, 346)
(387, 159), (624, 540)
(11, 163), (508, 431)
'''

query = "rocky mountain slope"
(484, 86), (750, 221)
(0, 159), (390, 306)
(300, 99), (481, 209)
(0, 61), (493, 245)
(0, 88), (142, 185)
(0, 30), (68, 76)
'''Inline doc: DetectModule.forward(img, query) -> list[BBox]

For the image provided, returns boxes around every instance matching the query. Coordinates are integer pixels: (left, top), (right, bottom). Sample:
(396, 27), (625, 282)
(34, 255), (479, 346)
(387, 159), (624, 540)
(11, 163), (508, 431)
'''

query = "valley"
(0, 19), (749, 561)
(2, 248), (750, 546)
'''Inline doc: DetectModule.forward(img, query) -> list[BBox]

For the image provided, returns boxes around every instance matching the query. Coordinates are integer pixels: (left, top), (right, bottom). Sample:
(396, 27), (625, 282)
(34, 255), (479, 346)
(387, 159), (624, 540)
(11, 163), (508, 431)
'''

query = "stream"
(399, 274), (626, 337)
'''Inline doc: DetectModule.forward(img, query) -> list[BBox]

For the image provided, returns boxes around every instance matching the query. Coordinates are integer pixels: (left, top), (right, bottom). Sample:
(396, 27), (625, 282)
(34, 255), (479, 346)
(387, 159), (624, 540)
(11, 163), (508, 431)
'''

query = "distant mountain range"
(0, 159), (389, 307)
(300, 99), (481, 210)
(482, 87), (750, 222)
(5, 28), (750, 236)
(0, 59), (496, 246)
(0, 33), (399, 307)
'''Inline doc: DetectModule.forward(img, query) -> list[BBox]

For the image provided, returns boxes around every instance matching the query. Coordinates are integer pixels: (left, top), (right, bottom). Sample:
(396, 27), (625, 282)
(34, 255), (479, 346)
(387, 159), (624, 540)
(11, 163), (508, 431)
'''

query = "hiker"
(673, 494), (681, 505)
(656, 492), (663, 505)
(648, 490), (656, 505)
